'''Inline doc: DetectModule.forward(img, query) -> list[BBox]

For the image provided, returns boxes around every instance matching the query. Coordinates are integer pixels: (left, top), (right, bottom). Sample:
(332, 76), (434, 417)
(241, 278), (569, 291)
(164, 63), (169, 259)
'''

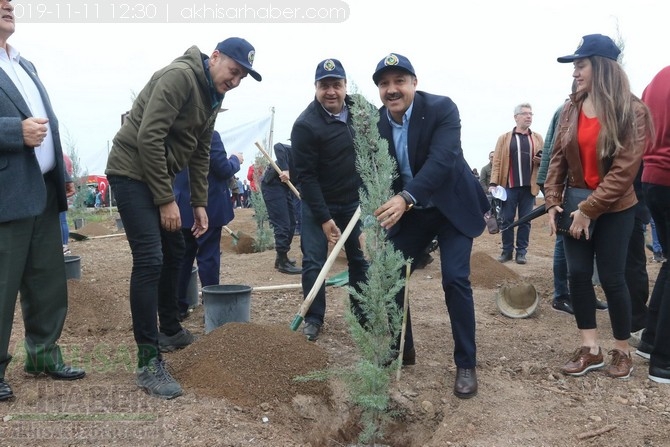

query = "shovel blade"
(289, 314), (304, 331)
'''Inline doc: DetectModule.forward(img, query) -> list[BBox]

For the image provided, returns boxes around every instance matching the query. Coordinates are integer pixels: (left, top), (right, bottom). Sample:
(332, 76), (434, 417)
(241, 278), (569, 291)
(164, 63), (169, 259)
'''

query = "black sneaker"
(515, 253), (527, 265)
(497, 251), (513, 263)
(636, 340), (653, 360)
(158, 328), (195, 352)
(552, 299), (574, 315)
(595, 299), (608, 311)
(136, 358), (182, 399)
(649, 365), (670, 384)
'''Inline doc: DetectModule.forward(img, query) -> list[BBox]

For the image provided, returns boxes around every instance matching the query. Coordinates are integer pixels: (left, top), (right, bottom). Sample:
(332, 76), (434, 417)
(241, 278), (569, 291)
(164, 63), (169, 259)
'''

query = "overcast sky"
(9, 0), (669, 175)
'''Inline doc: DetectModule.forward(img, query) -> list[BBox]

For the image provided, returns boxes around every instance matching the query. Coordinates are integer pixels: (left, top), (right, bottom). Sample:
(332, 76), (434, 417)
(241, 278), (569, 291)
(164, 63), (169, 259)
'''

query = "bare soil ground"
(1, 206), (669, 447)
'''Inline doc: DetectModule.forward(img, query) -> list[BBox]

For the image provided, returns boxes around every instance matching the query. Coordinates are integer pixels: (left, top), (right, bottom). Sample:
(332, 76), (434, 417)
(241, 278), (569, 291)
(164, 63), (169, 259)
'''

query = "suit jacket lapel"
(407, 93), (424, 173)
(19, 59), (56, 121)
(0, 66), (33, 118)
(378, 108), (398, 158)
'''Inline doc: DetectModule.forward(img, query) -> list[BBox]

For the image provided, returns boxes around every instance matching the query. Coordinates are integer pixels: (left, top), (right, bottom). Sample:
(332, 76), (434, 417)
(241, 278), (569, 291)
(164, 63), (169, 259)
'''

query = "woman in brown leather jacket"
(544, 34), (654, 380)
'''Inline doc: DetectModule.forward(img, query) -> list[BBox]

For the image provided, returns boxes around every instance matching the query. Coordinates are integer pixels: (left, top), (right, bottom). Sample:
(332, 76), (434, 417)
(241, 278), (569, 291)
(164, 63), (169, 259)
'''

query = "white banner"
(218, 114), (273, 167)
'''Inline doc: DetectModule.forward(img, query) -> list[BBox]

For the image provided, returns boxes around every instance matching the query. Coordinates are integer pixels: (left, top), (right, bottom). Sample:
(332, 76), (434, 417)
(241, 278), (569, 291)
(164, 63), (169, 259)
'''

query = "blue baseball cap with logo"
(315, 58), (346, 82)
(215, 37), (262, 81)
(372, 53), (416, 85)
(557, 34), (621, 63)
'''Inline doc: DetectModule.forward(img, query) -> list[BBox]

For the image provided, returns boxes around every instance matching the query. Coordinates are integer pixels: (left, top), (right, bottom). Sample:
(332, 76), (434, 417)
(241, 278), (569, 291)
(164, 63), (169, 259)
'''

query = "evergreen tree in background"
(248, 154), (273, 252)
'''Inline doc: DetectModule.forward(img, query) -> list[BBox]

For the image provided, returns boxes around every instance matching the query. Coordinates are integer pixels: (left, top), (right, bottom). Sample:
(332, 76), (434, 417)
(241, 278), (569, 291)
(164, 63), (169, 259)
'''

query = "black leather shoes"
(515, 253), (527, 265)
(302, 322), (321, 341)
(0, 379), (14, 401)
(25, 363), (86, 381)
(453, 367), (478, 399)
(402, 347), (416, 366)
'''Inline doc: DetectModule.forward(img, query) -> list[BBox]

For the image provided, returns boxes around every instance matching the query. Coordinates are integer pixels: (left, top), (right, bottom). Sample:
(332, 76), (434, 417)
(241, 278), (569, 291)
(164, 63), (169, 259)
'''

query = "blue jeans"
(553, 234), (569, 300)
(642, 183), (670, 368)
(59, 211), (68, 245)
(300, 201), (367, 326)
(108, 175), (185, 367)
(563, 207), (634, 341)
(650, 217), (663, 253)
(501, 186), (534, 255)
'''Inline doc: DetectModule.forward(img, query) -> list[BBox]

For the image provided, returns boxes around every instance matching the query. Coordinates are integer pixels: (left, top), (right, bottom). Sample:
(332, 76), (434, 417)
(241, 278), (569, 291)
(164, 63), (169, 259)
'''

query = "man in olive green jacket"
(105, 37), (261, 399)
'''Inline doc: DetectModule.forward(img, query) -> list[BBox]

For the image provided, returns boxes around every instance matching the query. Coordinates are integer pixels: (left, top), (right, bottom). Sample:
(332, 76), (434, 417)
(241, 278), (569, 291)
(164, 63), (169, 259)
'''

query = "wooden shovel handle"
(254, 141), (301, 199)
(295, 206), (362, 320)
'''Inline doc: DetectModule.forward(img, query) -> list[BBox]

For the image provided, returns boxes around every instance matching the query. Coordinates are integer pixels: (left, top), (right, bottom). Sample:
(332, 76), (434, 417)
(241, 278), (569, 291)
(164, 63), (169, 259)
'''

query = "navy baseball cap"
(557, 34), (621, 63)
(315, 58), (346, 82)
(372, 53), (416, 85)
(215, 37), (262, 81)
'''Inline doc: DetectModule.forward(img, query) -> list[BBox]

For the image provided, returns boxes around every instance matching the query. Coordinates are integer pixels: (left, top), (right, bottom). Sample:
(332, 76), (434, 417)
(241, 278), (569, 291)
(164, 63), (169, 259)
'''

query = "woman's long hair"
(589, 56), (653, 159)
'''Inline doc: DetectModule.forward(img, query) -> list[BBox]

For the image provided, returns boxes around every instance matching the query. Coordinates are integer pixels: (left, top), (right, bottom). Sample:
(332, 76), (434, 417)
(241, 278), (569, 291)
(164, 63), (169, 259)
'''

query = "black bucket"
(64, 255), (81, 280)
(186, 266), (199, 308)
(202, 284), (251, 334)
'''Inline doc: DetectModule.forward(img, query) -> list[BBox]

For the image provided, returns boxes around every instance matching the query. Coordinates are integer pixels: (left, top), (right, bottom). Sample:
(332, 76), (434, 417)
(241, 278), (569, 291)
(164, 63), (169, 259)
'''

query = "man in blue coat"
(372, 53), (489, 399)
(1, 1), (85, 402)
(174, 130), (242, 324)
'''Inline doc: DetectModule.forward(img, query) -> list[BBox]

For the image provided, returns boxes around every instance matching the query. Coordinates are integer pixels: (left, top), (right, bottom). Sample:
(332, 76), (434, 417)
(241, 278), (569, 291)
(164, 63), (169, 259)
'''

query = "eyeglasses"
(516, 112), (533, 117)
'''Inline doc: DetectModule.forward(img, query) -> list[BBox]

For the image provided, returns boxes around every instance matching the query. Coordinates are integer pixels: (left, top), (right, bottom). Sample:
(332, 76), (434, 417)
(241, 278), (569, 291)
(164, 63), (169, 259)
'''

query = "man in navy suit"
(372, 53), (489, 399)
(174, 130), (242, 323)
(0, 0), (85, 402)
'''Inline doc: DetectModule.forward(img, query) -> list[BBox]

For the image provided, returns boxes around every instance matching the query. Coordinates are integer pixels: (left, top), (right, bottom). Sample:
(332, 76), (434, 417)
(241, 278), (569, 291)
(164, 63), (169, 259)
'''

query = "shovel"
(222, 225), (240, 243)
(254, 141), (301, 199)
(289, 206), (361, 331)
(223, 225), (256, 254)
(325, 270), (349, 287)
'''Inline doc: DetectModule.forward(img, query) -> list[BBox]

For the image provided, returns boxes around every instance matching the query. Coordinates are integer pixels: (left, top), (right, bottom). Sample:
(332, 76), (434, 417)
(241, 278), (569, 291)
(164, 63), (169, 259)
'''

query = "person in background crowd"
(489, 103), (543, 265)
(229, 176), (241, 208)
(544, 34), (653, 380)
(639, 65), (670, 384)
(61, 153), (73, 254)
(242, 179), (250, 207)
(262, 142), (301, 275)
(647, 218), (666, 263)
(1, 1), (85, 402)
(479, 151), (493, 192)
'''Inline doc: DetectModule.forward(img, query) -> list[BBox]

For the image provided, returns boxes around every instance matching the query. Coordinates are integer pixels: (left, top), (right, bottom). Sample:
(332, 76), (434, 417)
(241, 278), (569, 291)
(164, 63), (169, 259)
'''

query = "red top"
(577, 111), (601, 190)
(63, 153), (73, 176)
(641, 65), (670, 187)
